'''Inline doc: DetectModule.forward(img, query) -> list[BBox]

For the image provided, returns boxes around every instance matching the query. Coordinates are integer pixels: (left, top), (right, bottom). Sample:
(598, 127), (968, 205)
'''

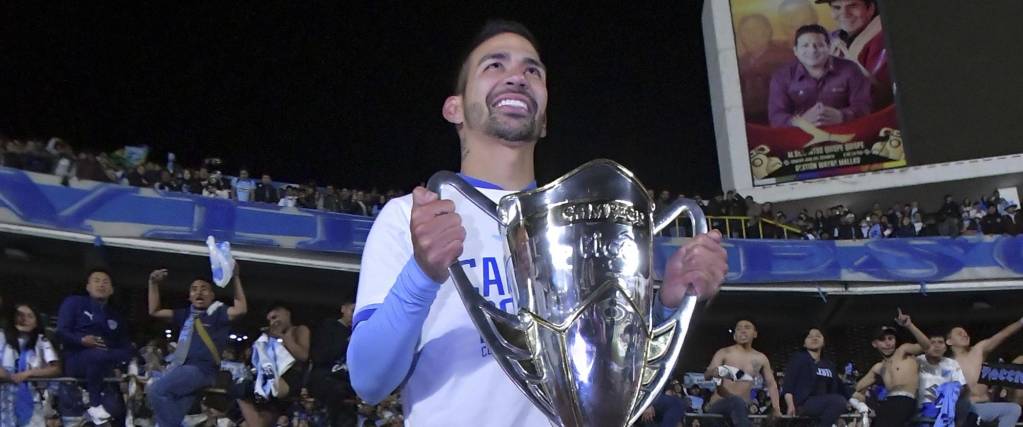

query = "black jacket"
(782, 350), (850, 407)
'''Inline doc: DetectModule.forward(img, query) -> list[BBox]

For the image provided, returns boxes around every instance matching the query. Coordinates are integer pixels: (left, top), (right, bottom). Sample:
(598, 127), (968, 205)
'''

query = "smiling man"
(851, 310), (931, 427)
(347, 20), (729, 426)
(145, 265), (247, 427)
(768, 24), (871, 128)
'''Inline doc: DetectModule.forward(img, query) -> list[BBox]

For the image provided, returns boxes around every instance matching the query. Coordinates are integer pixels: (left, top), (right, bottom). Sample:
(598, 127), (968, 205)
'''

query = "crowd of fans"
(651, 189), (1021, 240)
(3, 137), (1021, 239)
(5, 270), (1023, 427)
(0, 269), (399, 427)
(636, 313), (1023, 427)
(0, 137), (404, 217)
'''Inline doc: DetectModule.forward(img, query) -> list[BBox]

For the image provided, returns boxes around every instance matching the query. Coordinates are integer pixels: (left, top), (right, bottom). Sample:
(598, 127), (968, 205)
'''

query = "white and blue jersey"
(353, 177), (548, 426)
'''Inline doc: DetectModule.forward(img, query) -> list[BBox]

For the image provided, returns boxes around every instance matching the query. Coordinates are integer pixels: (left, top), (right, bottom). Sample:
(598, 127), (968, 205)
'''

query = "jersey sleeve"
(950, 360), (967, 385)
(354, 195), (414, 323)
(38, 336), (59, 364)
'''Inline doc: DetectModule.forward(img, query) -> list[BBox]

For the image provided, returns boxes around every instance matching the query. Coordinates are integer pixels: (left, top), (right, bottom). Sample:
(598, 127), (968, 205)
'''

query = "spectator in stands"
(832, 212), (857, 240)
(298, 181), (319, 209)
(254, 174), (281, 204)
(917, 334), (973, 425)
(768, 24), (871, 128)
(639, 383), (689, 427)
(278, 186), (299, 208)
(981, 205), (1010, 235)
(57, 268), (134, 425)
(948, 319), (1023, 427)
(73, 152), (110, 183)
(893, 215), (916, 238)
(989, 190), (1010, 215)
(782, 328), (850, 427)
(1, 303), (62, 426)
(1006, 204), (1020, 235)
(203, 172), (231, 199)
(704, 319), (783, 427)
(810, 209), (826, 233)
(961, 210), (981, 236)
(238, 302), (311, 426)
(911, 212), (924, 234)
(308, 301), (359, 427)
(879, 215), (894, 237)
(687, 386), (705, 414)
(656, 190), (672, 208)
(322, 185), (342, 212)
(866, 214), (884, 239)
(940, 194), (959, 219)
(290, 387), (328, 427)
(851, 311), (930, 427)
(126, 164), (150, 187)
(337, 188), (354, 213)
(186, 168), (206, 194)
(348, 190), (370, 216)
(146, 265), (248, 427)
(232, 168), (256, 202)
(371, 194), (388, 216)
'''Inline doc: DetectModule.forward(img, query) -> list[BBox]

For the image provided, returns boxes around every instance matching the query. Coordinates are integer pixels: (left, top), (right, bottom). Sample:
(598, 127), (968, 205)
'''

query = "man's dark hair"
(265, 301), (292, 316)
(453, 20), (540, 95)
(190, 277), (215, 291)
(734, 318), (758, 331)
(85, 267), (113, 283)
(793, 24), (830, 46)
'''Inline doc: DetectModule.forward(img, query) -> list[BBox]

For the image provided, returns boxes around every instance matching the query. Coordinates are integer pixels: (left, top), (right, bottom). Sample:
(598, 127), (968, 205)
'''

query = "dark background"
(881, 0), (1023, 166)
(0, 2), (721, 195)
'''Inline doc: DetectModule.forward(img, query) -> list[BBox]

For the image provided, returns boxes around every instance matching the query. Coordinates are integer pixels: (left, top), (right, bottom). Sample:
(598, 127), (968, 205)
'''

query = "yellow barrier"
(668, 215), (804, 239)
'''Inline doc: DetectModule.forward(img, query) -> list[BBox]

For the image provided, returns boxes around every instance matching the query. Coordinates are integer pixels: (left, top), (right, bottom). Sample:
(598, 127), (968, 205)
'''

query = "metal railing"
(667, 215), (805, 239)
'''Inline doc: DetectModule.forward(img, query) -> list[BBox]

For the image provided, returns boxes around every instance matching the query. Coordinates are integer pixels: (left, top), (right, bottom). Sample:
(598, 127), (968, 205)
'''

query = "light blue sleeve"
(347, 257), (441, 404)
(652, 293), (677, 325)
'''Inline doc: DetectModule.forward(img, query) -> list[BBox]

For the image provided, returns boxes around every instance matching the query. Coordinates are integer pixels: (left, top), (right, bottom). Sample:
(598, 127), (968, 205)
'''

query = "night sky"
(1, 2), (722, 195)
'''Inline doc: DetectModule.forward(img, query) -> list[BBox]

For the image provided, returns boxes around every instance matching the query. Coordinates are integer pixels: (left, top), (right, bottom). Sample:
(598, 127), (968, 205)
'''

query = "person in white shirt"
(346, 20), (729, 427)
(917, 334), (972, 425)
(1, 303), (62, 427)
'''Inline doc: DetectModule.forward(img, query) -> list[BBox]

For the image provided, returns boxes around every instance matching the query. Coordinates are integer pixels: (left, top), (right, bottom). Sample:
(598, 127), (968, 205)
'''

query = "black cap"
(874, 326), (897, 340)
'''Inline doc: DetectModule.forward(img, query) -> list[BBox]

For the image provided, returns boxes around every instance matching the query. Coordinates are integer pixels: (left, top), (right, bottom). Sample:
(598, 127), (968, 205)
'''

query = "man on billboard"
(816, 0), (891, 109)
(767, 24), (871, 128)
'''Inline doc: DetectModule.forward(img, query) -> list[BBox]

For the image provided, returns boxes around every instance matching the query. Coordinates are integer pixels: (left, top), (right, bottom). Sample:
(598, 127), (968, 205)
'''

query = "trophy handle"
(425, 172), (556, 419)
(652, 197), (708, 236)
(629, 197), (707, 425)
(426, 171), (500, 222)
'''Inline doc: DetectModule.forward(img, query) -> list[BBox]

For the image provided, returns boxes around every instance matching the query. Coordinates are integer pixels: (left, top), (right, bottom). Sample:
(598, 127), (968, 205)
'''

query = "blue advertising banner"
(655, 235), (1023, 284)
(0, 167), (373, 254)
(3, 167), (1021, 283)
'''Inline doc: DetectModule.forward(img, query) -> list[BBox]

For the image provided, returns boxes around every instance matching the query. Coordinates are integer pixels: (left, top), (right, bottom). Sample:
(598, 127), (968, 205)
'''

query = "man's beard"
(466, 102), (544, 143)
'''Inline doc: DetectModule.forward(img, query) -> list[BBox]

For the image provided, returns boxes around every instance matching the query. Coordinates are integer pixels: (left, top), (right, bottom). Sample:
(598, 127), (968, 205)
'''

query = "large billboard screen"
(730, 0), (903, 186)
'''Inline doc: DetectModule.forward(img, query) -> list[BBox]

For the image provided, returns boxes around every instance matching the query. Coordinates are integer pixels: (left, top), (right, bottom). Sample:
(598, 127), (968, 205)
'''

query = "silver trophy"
(428, 159), (707, 427)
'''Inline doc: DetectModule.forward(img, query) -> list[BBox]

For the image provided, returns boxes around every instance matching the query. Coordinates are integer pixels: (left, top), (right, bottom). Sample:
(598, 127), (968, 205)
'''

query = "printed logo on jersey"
(459, 255), (516, 358)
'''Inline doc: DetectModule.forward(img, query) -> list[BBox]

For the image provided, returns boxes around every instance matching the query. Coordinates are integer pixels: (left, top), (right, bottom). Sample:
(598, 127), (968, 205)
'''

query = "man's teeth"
(496, 99), (528, 109)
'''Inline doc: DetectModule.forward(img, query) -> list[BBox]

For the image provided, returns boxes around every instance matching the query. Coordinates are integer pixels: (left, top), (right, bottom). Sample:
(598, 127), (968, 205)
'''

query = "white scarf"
(252, 334), (296, 399)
